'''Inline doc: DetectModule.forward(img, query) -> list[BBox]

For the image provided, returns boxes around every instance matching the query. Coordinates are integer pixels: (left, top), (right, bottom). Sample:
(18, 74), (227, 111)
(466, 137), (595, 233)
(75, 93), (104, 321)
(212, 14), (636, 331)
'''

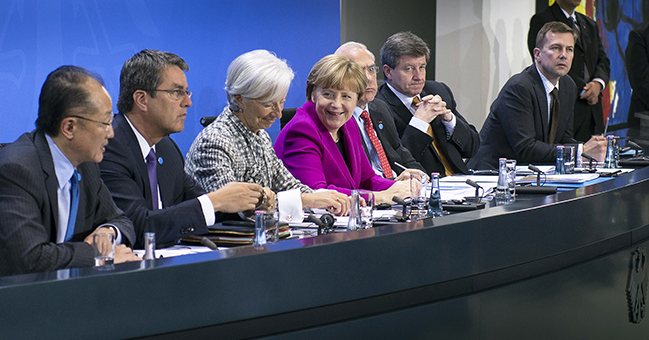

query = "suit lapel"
(378, 84), (412, 131)
(155, 139), (175, 207)
(115, 114), (154, 208)
(34, 132), (62, 238)
(526, 66), (550, 142)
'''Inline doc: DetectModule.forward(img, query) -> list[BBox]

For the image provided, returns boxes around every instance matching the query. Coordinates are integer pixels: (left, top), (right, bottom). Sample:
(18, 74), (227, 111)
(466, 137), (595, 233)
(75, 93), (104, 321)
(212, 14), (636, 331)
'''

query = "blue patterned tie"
(64, 170), (79, 242)
(146, 149), (159, 210)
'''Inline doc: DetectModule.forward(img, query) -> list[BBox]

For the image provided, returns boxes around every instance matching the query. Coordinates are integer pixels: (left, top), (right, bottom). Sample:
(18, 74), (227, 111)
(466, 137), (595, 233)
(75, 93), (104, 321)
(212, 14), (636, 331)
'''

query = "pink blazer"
(274, 101), (394, 196)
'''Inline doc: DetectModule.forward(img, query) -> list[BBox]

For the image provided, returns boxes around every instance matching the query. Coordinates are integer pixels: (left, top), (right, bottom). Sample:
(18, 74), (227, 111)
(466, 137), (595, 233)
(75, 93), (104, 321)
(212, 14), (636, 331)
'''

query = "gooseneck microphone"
(465, 179), (483, 202)
(201, 237), (219, 250)
(392, 196), (409, 222)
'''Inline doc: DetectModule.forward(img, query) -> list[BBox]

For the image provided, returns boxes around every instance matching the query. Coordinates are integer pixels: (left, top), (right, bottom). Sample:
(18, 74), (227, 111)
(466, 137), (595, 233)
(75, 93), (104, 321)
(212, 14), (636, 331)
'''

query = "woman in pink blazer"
(275, 55), (411, 204)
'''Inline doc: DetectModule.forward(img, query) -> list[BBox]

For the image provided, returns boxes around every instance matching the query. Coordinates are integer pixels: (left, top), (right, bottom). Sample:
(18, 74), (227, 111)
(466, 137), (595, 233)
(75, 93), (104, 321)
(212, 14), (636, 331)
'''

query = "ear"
(382, 64), (392, 81)
(233, 94), (245, 109)
(533, 47), (541, 63)
(133, 90), (148, 112)
(310, 89), (317, 103)
(59, 117), (76, 140)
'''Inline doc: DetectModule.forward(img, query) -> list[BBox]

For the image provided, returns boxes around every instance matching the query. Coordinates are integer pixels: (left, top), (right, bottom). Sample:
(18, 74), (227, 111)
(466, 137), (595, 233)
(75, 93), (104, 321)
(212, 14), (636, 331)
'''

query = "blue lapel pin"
(158, 157), (163, 165)
(378, 121), (384, 130)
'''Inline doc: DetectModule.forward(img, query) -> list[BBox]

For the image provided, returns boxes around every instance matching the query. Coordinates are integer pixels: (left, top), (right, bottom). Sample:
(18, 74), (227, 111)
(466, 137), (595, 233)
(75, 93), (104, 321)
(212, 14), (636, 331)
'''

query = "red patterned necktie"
(360, 110), (393, 179)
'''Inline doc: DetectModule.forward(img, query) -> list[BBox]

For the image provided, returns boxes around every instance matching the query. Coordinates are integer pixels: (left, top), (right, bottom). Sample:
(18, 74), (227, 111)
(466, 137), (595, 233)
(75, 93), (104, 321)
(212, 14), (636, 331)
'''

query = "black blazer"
(626, 23), (649, 129)
(467, 65), (578, 170)
(0, 131), (135, 275)
(528, 2), (610, 141)
(375, 80), (479, 175)
(100, 113), (210, 248)
(357, 98), (425, 175)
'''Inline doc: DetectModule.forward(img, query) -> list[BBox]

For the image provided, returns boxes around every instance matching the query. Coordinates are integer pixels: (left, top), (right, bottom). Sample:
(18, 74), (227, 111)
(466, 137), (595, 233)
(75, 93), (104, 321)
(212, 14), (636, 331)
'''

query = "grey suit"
(467, 64), (578, 170)
(376, 80), (479, 175)
(356, 98), (425, 175)
(0, 131), (135, 276)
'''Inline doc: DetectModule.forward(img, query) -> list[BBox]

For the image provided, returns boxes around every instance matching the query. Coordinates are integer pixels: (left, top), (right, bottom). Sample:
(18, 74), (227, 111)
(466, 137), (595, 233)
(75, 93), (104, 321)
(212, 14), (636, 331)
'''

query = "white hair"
(225, 49), (294, 111)
(334, 41), (376, 61)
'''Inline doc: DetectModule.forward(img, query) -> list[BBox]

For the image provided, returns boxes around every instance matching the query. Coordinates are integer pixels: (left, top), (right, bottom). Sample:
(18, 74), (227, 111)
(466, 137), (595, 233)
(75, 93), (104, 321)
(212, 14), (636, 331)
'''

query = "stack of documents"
(517, 173), (599, 184)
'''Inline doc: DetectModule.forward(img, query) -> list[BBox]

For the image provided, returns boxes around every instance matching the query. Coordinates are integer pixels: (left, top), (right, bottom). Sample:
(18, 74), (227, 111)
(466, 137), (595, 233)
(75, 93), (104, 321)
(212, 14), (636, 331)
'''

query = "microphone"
(392, 196), (409, 222)
(465, 179), (483, 202)
(581, 152), (597, 170)
(200, 237), (219, 250)
(392, 196), (407, 206)
(581, 152), (597, 161)
(306, 214), (325, 227)
(527, 164), (542, 187)
(465, 179), (480, 188)
(528, 164), (542, 173)
(627, 140), (643, 150)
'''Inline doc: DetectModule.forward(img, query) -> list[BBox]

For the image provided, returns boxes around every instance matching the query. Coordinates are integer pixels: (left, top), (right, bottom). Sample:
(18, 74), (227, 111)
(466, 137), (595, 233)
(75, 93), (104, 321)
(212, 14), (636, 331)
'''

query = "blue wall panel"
(0, 0), (340, 154)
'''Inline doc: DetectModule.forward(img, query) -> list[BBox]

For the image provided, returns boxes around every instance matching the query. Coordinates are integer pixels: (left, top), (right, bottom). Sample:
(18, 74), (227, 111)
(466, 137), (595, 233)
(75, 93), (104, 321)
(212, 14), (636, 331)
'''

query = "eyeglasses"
(69, 113), (114, 131)
(153, 89), (192, 100)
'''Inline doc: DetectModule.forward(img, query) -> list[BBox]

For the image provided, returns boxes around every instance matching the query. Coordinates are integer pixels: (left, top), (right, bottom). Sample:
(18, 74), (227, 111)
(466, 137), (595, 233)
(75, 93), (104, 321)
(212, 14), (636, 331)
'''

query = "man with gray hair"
(375, 32), (479, 176)
(335, 42), (425, 179)
(99, 49), (264, 248)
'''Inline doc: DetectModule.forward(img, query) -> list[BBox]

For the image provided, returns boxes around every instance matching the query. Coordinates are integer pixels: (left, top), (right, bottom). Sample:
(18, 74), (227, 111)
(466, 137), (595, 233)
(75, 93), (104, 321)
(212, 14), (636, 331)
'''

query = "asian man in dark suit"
(528, 0), (610, 142)
(99, 50), (266, 248)
(375, 32), (480, 176)
(334, 41), (425, 179)
(0, 66), (140, 276)
(467, 22), (606, 170)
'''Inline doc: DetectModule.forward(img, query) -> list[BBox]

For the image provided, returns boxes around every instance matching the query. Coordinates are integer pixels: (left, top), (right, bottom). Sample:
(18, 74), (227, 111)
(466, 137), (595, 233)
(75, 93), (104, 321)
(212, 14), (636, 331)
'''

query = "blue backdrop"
(0, 0), (340, 154)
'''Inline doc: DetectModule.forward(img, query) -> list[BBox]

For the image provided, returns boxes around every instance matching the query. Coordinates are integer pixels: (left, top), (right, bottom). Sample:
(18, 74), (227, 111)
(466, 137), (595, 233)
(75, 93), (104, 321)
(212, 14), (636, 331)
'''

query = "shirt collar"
(559, 6), (576, 20)
(45, 134), (75, 189)
(386, 81), (420, 113)
(535, 64), (560, 95)
(124, 115), (155, 161)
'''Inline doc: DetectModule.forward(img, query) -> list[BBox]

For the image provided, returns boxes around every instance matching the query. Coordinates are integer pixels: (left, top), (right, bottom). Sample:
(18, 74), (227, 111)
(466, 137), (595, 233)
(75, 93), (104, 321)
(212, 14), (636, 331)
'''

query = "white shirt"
(45, 135), (122, 244)
(535, 63), (560, 122)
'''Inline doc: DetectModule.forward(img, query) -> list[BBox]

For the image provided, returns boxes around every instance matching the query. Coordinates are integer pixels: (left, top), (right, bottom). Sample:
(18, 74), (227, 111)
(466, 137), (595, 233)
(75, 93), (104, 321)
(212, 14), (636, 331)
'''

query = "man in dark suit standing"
(334, 41), (425, 179)
(467, 22), (606, 170)
(626, 23), (649, 130)
(375, 32), (479, 176)
(0, 66), (140, 276)
(100, 50), (266, 248)
(528, 0), (610, 142)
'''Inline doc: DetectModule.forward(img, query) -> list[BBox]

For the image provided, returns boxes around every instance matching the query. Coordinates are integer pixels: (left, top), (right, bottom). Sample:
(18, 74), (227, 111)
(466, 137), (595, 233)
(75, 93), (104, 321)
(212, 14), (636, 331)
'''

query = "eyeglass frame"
(68, 113), (115, 131)
(153, 88), (193, 100)
(361, 64), (380, 76)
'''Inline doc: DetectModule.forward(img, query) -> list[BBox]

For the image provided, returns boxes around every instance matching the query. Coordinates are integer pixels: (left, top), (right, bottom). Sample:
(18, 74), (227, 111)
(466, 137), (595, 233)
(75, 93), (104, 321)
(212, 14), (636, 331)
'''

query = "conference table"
(1, 166), (649, 339)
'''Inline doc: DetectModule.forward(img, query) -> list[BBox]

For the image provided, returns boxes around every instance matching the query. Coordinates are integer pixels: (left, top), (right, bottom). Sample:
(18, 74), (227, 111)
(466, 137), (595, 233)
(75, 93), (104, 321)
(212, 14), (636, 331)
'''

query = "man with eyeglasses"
(375, 32), (480, 176)
(0, 65), (140, 276)
(334, 42), (425, 180)
(100, 49), (265, 248)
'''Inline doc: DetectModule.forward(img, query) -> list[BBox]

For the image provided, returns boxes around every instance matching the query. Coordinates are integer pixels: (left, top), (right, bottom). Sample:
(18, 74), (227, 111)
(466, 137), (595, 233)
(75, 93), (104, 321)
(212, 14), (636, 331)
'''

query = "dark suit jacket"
(0, 131), (135, 276)
(528, 2), (610, 141)
(375, 80), (479, 175)
(466, 64), (578, 170)
(626, 23), (649, 129)
(357, 99), (425, 175)
(100, 113), (210, 248)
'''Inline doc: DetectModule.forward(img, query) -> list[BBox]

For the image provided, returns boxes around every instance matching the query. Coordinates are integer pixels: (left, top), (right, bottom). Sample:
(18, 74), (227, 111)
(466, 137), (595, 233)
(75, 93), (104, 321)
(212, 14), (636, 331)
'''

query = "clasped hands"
(413, 94), (453, 123)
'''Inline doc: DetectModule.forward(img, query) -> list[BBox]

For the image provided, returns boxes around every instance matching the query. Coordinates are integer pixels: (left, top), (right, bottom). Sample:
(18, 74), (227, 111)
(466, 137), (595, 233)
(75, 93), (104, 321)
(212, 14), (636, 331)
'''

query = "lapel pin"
(158, 157), (163, 165)
(378, 121), (384, 130)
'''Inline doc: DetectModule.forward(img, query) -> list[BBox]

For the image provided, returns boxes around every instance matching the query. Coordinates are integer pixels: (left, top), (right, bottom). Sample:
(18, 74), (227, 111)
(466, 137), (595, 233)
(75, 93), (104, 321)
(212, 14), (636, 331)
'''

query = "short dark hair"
(380, 31), (430, 76)
(36, 65), (105, 136)
(117, 49), (189, 114)
(535, 21), (576, 49)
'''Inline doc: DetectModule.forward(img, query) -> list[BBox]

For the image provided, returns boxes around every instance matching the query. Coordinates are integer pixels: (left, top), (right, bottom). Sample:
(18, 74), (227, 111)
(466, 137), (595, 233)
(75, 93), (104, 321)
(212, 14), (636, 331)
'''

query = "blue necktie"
(146, 149), (159, 210)
(64, 170), (79, 242)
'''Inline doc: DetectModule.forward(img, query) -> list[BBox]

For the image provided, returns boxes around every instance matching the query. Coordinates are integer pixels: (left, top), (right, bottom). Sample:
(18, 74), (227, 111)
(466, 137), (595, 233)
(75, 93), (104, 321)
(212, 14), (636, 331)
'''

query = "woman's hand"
(374, 180), (412, 205)
(395, 169), (428, 182)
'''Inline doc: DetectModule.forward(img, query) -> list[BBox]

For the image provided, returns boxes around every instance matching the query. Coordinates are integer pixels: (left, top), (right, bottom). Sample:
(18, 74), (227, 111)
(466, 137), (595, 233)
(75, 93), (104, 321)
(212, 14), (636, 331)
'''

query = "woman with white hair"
(185, 50), (350, 217)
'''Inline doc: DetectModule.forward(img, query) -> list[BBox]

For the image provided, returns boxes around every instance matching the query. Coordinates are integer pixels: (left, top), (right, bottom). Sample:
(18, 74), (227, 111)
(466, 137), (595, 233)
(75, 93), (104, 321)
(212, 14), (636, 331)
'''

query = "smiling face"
(534, 31), (574, 84)
(235, 94), (286, 133)
(311, 86), (358, 134)
(145, 65), (192, 137)
(383, 54), (427, 97)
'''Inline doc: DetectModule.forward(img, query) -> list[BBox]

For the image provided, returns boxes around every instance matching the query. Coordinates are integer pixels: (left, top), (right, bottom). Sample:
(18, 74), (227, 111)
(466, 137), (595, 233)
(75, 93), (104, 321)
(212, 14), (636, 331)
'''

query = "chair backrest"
(200, 107), (297, 129)
(0, 143), (9, 149)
